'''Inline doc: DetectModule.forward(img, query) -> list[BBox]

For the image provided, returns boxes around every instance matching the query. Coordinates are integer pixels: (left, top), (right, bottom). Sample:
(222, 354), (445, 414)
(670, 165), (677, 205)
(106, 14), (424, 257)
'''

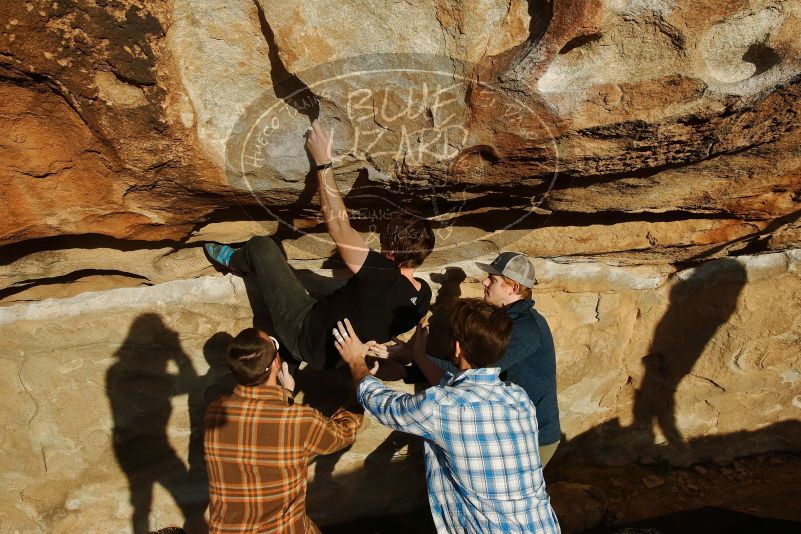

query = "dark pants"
(229, 236), (316, 361)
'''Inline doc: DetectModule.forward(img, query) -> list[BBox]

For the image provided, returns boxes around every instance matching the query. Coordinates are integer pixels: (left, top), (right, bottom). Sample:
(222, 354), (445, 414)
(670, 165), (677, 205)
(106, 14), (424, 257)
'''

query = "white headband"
(265, 336), (280, 373)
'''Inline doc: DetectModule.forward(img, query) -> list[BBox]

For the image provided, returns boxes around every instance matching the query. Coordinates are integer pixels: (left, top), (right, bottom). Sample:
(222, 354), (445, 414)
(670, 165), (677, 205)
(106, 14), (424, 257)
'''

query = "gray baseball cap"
(475, 252), (537, 288)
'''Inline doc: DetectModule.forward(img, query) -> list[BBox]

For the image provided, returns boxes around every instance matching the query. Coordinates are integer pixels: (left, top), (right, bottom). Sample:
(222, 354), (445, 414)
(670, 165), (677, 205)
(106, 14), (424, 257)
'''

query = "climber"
(204, 119), (435, 371)
(390, 252), (562, 466)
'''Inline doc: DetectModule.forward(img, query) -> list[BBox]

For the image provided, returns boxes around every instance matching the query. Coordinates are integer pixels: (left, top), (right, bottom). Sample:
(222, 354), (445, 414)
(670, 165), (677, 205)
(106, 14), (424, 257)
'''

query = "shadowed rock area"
(2, 0), (801, 532)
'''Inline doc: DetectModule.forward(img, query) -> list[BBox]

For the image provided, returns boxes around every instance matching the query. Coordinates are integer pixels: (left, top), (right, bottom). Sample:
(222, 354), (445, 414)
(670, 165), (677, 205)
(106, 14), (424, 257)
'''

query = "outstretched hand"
(333, 319), (379, 379)
(366, 341), (389, 358)
(387, 322), (429, 366)
(304, 119), (333, 166)
(333, 319), (369, 362)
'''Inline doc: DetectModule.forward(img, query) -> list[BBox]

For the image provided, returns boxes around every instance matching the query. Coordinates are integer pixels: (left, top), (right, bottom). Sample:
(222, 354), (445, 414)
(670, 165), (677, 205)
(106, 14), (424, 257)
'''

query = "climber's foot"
(204, 242), (238, 273)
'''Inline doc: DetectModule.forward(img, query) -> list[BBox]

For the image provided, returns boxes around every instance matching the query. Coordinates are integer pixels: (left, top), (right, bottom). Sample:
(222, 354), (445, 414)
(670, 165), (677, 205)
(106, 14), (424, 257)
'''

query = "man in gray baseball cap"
(475, 251), (538, 293)
(474, 252), (561, 466)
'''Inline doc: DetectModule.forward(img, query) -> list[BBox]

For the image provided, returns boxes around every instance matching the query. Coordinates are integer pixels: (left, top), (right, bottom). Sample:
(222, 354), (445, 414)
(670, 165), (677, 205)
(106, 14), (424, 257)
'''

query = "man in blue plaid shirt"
(334, 299), (560, 533)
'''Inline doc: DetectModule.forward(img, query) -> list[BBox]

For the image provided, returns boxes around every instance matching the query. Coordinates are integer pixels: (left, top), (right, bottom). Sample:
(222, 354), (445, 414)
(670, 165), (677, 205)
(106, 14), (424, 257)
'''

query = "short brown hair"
(449, 298), (513, 368)
(227, 328), (277, 386)
(501, 275), (532, 300)
(380, 211), (435, 268)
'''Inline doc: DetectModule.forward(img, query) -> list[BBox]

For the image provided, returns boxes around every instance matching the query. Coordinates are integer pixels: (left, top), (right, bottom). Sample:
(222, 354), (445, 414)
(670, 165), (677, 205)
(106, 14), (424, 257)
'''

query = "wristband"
(315, 161), (333, 171)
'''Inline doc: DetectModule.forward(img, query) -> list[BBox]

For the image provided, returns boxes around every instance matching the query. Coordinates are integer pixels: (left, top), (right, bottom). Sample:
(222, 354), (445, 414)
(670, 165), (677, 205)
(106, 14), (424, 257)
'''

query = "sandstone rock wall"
(2, 0), (801, 532)
(2, 252), (800, 531)
(1, 0), (799, 256)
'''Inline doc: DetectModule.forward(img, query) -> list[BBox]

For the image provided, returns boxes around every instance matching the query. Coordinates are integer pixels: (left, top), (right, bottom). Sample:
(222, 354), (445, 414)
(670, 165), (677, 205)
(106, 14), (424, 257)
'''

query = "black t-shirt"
(299, 250), (431, 369)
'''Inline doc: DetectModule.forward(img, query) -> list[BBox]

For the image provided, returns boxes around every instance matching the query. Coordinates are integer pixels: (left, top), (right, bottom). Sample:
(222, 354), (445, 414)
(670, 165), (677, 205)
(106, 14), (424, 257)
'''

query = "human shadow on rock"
(311, 428), (428, 531)
(297, 366), (358, 524)
(426, 267), (466, 361)
(185, 331), (237, 518)
(550, 258), (785, 468)
(298, 364), (428, 528)
(106, 313), (208, 534)
(632, 258), (747, 451)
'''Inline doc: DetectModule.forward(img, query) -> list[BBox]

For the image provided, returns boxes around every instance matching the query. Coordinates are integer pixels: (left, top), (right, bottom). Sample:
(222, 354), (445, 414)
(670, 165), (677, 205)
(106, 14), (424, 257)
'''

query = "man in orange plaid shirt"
(204, 328), (364, 533)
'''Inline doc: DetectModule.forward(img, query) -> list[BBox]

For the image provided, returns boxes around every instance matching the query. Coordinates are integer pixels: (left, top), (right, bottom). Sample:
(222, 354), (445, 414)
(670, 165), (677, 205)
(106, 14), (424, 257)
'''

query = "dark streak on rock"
(0, 235), (185, 268)
(253, 0), (320, 120)
(559, 32), (602, 55)
(1, 269), (152, 302)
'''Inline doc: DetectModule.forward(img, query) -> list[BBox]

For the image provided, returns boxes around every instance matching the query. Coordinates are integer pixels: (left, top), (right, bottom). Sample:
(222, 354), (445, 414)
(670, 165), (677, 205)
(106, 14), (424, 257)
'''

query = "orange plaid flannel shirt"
(204, 384), (363, 533)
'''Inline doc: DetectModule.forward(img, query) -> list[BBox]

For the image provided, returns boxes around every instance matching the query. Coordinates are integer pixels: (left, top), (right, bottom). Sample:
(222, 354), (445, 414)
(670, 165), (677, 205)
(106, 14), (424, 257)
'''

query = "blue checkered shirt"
(358, 368), (560, 533)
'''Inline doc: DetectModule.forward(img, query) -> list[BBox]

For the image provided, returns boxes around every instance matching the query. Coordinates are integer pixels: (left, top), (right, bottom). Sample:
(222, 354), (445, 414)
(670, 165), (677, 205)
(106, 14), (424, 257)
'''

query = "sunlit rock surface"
(2, 252), (800, 530)
(1, 0), (799, 252)
(2, 0), (801, 531)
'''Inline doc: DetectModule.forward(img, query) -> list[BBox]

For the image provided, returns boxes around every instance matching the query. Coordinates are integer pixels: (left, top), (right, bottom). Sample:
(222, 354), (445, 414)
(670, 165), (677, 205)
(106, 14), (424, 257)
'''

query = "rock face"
(1, 0), (800, 254)
(548, 481), (607, 533)
(2, 0), (801, 532)
(2, 252), (800, 531)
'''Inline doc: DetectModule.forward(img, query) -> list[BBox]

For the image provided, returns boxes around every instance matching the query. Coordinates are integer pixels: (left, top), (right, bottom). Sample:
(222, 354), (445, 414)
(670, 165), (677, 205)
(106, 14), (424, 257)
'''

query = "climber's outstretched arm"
(305, 120), (369, 273)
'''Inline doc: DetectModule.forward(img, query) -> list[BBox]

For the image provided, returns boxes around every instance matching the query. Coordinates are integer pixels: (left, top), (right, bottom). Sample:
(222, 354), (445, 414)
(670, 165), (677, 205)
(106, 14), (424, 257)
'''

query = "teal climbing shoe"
(204, 242), (237, 271)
